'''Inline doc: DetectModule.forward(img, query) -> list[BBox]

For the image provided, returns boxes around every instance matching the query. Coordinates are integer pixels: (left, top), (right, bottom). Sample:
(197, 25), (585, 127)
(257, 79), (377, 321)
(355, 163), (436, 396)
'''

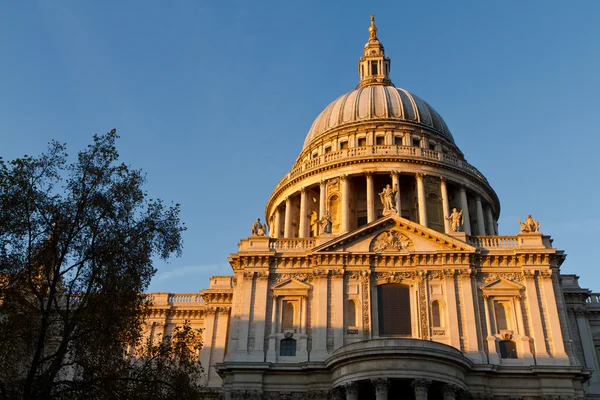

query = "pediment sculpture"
(370, 230), (414, 253)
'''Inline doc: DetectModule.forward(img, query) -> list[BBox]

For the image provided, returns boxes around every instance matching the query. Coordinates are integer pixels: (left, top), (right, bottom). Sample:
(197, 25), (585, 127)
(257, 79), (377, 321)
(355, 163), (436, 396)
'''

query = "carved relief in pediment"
(370, 230), (414, 253)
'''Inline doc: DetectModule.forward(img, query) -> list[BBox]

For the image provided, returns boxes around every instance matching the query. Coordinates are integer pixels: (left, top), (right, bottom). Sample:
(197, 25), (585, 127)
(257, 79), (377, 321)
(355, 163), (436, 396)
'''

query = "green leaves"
(0, 130), (195, 399)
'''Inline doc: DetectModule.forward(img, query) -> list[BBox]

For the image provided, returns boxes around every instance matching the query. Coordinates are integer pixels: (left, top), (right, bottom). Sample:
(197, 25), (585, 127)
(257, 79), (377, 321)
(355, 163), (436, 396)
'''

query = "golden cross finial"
(369, 14), (378, 40)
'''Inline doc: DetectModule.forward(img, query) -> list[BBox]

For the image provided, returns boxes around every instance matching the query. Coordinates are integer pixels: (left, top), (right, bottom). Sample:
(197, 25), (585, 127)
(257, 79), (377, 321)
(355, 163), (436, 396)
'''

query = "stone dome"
(303, 85), (454, 150)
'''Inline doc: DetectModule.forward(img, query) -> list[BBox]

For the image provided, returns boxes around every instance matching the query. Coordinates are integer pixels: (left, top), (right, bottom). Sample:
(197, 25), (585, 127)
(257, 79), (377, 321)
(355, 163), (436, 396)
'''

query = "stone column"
(475, 195), (486, 235)
(440, 176), (450, 233)
(366, 172), (375, 223)
(459, 186), (471, 235)
(371, 378), (389, 400)
(485, 206), (495, 236)
(412, 379), (431, 400)
(344, 382), (359, 400)
(273, 206), (282, 238)
(284, 196), (293, 238)
(341, 175), (350, 233)
(299, 187), (308, 238)
(391, 171), (401, 215)
(319, 180), (327, 220)
(416, 173), (428, 227)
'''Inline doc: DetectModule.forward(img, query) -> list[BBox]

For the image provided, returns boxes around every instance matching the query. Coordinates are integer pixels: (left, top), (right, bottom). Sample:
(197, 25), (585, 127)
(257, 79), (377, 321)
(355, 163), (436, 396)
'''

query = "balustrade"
(587, 294), (600, 304)
(269, 238), (316, 251)
(168, 294), (204, 304)
(275, 145), (488, 190)
(468, 235), (520, 249)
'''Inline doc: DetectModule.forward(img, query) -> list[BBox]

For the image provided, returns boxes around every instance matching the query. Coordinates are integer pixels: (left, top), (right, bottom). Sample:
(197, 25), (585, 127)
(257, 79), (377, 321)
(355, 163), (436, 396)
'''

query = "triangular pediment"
(312, 215), (476, 254)
(480, 278), (524, 297)
(272, 278), (311, 297)
(480, 278), (524, 291)
(272, 278), (311, 290)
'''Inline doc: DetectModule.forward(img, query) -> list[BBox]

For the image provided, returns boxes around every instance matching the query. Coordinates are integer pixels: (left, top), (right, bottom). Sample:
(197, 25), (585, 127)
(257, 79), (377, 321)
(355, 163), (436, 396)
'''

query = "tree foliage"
(0, 130), (208, 399)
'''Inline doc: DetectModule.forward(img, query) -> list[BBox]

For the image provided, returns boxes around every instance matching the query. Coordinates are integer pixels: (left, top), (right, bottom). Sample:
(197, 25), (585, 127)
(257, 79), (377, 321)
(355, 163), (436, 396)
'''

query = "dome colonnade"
(266, 16), (499, 239)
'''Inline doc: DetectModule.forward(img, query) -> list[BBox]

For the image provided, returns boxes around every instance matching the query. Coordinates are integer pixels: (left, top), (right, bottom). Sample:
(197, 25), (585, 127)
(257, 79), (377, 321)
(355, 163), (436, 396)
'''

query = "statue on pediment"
(518, 214), (540, 233)
(446, 208), (464, 232)
(251, 218), (267, 236)
(379, 183), (398, 213)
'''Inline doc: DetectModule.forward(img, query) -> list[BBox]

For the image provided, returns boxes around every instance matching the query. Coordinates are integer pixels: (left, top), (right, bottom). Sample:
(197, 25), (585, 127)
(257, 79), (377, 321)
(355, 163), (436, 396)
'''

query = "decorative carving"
(483, 272), (524, 283)
(418, 277), (429, 339)
(519, 214), (540, 233)
(371, 230), (414, 253)
(375, 271), (415, 283)
(362, 274), (371, 337)
(539, 269), (553, 279)
(251, 218), (267, 236)
(379, 182), (398, 215)
(446, 208), (464, 232)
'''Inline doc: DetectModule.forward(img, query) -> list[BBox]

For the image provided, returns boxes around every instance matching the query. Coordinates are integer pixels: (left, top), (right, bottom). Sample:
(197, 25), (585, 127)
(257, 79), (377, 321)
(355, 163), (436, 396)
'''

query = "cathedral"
(145, 17), (600, 400)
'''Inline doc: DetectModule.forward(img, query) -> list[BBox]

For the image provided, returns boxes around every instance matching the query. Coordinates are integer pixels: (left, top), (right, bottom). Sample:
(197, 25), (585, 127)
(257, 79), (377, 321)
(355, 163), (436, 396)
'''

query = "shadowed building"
(145, 16), (600, 400)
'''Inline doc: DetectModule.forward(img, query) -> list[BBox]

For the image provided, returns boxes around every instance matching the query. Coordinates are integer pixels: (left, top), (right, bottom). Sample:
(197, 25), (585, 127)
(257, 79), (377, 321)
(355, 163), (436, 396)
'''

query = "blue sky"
(2, 1), (599, 293)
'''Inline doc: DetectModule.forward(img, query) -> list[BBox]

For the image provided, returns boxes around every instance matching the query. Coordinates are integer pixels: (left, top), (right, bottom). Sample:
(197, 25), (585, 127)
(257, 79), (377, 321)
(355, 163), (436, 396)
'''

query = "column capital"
(459, 185), (467, 193)
(365, 170), (374, 177)
(300, 186), (307, 193)
(390, 170), (400, 177)
(285, 196), (291, 203)
(320, 179), (327, 186)
(340, 174), (348, 181)
(371, 377), (389, 393)
(412, 378), (432, 392)
(343, 381), (359, 397)
(415, 172), (424, 181)
(439, 175), (446, 183)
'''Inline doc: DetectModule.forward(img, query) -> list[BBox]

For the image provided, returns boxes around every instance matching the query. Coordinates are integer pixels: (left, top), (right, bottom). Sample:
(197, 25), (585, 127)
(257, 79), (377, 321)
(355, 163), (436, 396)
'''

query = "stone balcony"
(276, 145), (488, 191)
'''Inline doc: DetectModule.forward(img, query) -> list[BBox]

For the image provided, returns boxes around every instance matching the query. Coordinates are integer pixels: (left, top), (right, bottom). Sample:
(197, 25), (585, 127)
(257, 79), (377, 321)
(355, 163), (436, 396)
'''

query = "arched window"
(494, 302), (508, 332)
(378, 284), (411, 336)
(426, 193), (444, 233)
(280, 338), (297, 356)
(499, 340), (518, 359)
(282, 301), (295, 331)
(346, 300), (357, 327)
(431, 300), (443, 328)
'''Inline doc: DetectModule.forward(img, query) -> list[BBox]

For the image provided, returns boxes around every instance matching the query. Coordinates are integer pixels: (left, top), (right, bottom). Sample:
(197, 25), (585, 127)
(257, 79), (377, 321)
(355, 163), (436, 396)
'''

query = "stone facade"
(145, 17), (600, 400)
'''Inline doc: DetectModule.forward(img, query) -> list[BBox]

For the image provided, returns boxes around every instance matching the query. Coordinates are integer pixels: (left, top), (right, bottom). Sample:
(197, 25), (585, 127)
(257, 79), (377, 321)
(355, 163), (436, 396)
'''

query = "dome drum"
(267, 169), (498, 239)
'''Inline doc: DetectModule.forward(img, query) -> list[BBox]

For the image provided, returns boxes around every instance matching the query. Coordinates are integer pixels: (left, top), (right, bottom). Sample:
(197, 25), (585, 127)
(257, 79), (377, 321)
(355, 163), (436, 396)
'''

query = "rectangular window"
(394, 136), (403, 145)
(324, 146), (331, 154)
(340, 141), (348, 150)
(357, 137), (367, 147)
(413, 138), (421, 148)
(371, 61), (378, 75)
(429, 143), (436, 150)
(378, 284), (411, 336)
(280, 338), (297, 356)
(375, 136), (384, 145)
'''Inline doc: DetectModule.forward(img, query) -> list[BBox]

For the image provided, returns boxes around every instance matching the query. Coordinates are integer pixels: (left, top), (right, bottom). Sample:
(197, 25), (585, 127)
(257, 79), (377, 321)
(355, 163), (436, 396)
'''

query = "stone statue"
(319, 211), (332, 234)
(251, 218), (267, 236)
(518, 214), (540, 233)
(445, 208), (464, 232)
(379, 183), (398, 213)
